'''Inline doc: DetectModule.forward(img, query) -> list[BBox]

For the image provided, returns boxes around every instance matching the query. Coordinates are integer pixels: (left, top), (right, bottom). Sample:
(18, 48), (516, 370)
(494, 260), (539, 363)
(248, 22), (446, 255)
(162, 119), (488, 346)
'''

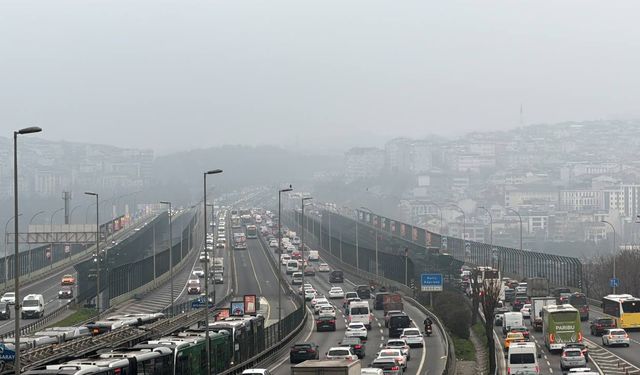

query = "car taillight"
(316, 320), (321, 324)
(562, 352), (568, 358)
(578, 332), (583, 342)
(625, 333), (629, 338)
(535, 365), (539, 373)
(391, 367), (399, 371)
(354, 345), (362, 349)
(330, 320), (335, 324)
(549, 333), (554, 343)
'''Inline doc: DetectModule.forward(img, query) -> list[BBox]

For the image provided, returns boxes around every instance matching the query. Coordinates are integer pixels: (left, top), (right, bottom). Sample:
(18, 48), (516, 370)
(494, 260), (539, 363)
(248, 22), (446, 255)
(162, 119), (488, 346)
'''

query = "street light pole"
(602, 220), (617, 294)
(14, 126), (42, 374)
(301, 197), (312, 288)
(278, 186), (293, 340)
(204, 169), (222, 375)
(160, 201), (173, 315)
(85, 192), (100, 317)
(506, 207), (523, 276)
(478, 206), (493, 266)
(354, 210), (359, 270)
(4, 214), (22, 291)
(206, 203), (216, 307)
(50, 207), (65, 268)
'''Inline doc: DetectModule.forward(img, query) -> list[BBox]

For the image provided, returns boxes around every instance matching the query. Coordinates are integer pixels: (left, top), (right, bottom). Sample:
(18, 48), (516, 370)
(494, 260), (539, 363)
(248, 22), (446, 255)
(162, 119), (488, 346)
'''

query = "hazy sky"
(1, 1), (639, 153)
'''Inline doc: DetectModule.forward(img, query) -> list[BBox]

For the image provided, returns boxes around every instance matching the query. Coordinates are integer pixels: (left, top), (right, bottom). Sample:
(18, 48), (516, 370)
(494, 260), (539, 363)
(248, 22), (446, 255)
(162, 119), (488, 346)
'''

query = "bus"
(542, 304), (581, 351)
(568, 292), (589, 321)
(233, 233), (247, 250)
(246, 225), (257, 239)
(602, 294), (640, 329)
(231, 216), (242, 229)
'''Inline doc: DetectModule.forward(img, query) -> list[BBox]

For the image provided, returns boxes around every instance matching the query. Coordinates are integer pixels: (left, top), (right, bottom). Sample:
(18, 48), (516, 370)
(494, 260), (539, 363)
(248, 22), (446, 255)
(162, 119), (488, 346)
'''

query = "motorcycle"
(425, 324), (432, 337)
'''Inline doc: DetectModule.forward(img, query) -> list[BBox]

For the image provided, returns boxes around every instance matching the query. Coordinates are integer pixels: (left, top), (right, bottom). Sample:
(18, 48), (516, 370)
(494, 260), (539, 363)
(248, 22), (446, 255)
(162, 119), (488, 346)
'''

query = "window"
(509, 353), (535, 364)
(622, 301), (640, 313)
(351, 307), (369, 315)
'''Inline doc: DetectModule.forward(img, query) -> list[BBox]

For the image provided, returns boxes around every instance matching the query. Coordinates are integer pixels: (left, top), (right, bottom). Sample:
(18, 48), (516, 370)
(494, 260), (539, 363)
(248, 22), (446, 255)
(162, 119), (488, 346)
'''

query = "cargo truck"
(382, 293), (403, 314)
(530, 297), (556, 331)
(526, 277), (549, 298)
(291, 359), (361, 375)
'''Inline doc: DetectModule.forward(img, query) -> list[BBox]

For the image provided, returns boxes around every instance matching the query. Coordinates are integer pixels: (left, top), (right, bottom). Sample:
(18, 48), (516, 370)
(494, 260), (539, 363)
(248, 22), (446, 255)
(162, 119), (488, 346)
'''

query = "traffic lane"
(494, 318), (559, 374)
(246, 239), (297, 319)
(313, 270), (427, 374)
(581, 307), (640, 369)
(257, 239), (301, 316)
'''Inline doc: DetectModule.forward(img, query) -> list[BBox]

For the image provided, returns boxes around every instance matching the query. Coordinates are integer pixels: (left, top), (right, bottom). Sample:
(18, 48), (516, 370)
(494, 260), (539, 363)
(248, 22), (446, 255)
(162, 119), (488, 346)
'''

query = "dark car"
(304, 267), (316, 277)
(590, 317), (616, 336)
(340, 337), (366, 359)
(58, 286), (73, 299)
(213, 273), (224, 284)
(388, 313), (411, 338)
(512, 295), (528, 311)
(289, 342), (319, 363)
(0, 302), (10, 320)
(355, 285), (371, 299)
(564, 342), (589, 362)
(375, 292), (390, 310)
(369, 357), (402, 375)
(316, 316), (336, 332)
(329, 270), (344, 283)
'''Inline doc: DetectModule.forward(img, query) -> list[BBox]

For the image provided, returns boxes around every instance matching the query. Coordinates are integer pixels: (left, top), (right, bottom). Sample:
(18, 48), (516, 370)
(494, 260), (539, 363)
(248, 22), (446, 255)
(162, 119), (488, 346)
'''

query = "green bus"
(542, 304), (582, 352)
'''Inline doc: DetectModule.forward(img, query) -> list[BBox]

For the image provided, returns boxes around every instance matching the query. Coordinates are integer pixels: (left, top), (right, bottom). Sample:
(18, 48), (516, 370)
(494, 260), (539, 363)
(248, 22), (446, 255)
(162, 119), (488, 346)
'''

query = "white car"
(1, 292), (15, 305)
(216, 241), (225, 249)
(377, 348), (407, 370)
(319, 305), (336, 318)
(318, 263), (330, 272)
(242, 369), (272, 375)
(345, 322), (368, 340)
(269, 240), (278, 248)
(304, 290), (317, 301)
(602, 328), (630, 347)
(299, 283), (313, 294)
(286, 245), (296, 253)
(192, 267), (205, 278)
(314, 301), (332, 314)
(520, 304), (532, 319)
(312, 297), (329, 308)
(401, 328), (424, 348)
(326, 347), (358, 361)
(328, 287), (345, 299)
(281, 255), (291, 265)
(385, 339), (411, 360)
(360, 369), (384, 375)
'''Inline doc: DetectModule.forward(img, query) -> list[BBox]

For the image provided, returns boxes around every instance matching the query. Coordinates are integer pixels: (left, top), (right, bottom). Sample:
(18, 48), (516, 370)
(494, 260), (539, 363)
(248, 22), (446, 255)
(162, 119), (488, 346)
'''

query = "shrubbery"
(432, 291), (472, 339)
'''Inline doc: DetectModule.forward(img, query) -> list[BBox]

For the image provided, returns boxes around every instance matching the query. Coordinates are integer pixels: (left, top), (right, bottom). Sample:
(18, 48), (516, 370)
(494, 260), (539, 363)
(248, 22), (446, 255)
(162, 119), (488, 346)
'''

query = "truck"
(213, 257), (224, 274)
(291, 359), (361, 375)
(530, 297), (556, 331)
(526, 277), (549, 298)
(382, 293), (403, 314)
(233, 232), (247, 250)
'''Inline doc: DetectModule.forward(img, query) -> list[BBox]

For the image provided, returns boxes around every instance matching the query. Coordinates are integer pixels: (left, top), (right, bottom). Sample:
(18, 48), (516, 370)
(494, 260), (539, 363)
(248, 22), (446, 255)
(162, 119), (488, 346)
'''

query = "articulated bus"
(568, 292), (589, 321)
(246, 225), (257, 239)
(542, 304), (581, 351)
(602, 294), (640, 329)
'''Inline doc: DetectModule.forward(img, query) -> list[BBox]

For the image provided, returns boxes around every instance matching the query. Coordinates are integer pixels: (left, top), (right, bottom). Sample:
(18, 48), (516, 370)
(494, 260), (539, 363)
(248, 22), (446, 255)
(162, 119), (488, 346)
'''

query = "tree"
(479, 276), (503, 374)
(470, 269), (481, 325)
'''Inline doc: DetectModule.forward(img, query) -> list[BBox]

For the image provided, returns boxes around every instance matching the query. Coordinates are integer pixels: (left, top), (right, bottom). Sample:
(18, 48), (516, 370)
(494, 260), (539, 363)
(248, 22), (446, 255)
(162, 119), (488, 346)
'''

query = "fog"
(2, 1), (640, 153)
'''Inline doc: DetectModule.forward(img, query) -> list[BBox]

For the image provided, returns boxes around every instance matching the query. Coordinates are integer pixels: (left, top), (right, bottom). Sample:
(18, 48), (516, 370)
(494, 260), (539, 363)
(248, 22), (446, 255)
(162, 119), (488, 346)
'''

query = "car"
(269, 240), (278, 248)
(206, 244), (214, 250)
(355, 285), (371, 299)
(509, 326), (530, 340)
(314, 301), (331, 315)
(520, 304), (532, 319)
(0, 302), (10, 320)
(1, 292), (15, 305)
(305, 290), (317, 301)
(567, 368), (598, 374)
(291, 272), (303, 285)
(299, 283), (313, 294)
(281, 255), (291, 265)
(286, 245), (296, 253)
(384, 310), (404, 328)
(560, 347), (587, 371)
(602, 328), (630, 347)
(494, 314), (504, 326)
(192, 267), (205, 278)
(187, 279), (201, 295)
(318, 305), (336, 318)
(385, 339), (410, 361)
(303, 267), (316, 276)
(369, 357), (402, 375)
(58, 286), (73, 299)
(61, 274), (75, 285)
(318, 263), (330, 272)
(343, 292), (359, 307)
(311, 296), (328, 307)
(345, 322), (368, 340)
(564, 342), (589, 362)
(216, 240), (226, 249)
(400, 327), (423, 348)
(241, 369), (272, 375)
(360, 368), (384, 375)
(340, 337), (366, 359)
(289, 342), (320, 363)
(316, 316), (336, 331)
(503, 332), (525, 352)
(213, 273), (224, 284)
(377, 349), (407, 371)
(329, 287), (345, 299)
(325, 346), (358, 361)
(590, 317), (616, 336)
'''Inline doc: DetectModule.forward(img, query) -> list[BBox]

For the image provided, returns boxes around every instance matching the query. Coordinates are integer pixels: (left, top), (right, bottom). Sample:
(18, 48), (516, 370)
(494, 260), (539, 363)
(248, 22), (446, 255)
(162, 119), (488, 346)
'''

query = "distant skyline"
(2, 1), (640, 153)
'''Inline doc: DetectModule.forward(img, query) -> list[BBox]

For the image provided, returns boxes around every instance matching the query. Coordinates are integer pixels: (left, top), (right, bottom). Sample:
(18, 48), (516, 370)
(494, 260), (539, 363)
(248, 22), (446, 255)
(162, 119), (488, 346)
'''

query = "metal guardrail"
(0, 303), (71, 340)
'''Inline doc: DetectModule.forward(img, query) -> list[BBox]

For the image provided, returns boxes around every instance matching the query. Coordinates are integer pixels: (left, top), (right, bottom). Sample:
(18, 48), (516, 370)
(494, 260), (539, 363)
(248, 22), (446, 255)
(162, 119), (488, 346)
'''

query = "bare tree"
(479, 275), (502, 374)
(470, 269), (481, 325)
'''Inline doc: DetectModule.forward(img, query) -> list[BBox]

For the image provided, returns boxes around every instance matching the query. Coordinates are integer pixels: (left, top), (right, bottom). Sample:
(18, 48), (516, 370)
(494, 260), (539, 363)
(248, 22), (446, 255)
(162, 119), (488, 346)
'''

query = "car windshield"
(349, 323), (364, 329)
(3, 293), (14, 297)
(610, 329), (625, 335)
(329, 350), (350, 356)
(379, 350), (400, 356)
(351, 307), (369, 314)
(598, 318), (614, 324)
(23, 300), (39, 307)
(564, 350), (581, 357)
(387, 341), (405, 346)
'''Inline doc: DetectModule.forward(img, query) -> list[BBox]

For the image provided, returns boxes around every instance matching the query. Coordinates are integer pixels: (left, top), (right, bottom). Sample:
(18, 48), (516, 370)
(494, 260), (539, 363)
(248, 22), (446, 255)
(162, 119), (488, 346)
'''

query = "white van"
(502, 312), (524, 335)
(507, 342), (540, 374)
(286, 260), (299, 275)
(308, 250), (320, 262)
(347, 300), (372, 330)
(22, 294), (45, 319)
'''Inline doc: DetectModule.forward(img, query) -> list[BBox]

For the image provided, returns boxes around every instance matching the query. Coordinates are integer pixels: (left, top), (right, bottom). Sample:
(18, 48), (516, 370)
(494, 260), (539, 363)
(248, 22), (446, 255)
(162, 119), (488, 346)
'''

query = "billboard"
(244, 295), (257, 315)
(216, 308), (230, 321)
(230, 301), (245, 316)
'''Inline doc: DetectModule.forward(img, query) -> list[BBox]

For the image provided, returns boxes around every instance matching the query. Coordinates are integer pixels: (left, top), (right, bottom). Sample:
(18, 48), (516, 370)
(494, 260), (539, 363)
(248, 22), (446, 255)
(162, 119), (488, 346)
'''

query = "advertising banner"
(244, 295), (257, 315)
(216, 308), (230, 321)
(230, 301), (245, 316)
